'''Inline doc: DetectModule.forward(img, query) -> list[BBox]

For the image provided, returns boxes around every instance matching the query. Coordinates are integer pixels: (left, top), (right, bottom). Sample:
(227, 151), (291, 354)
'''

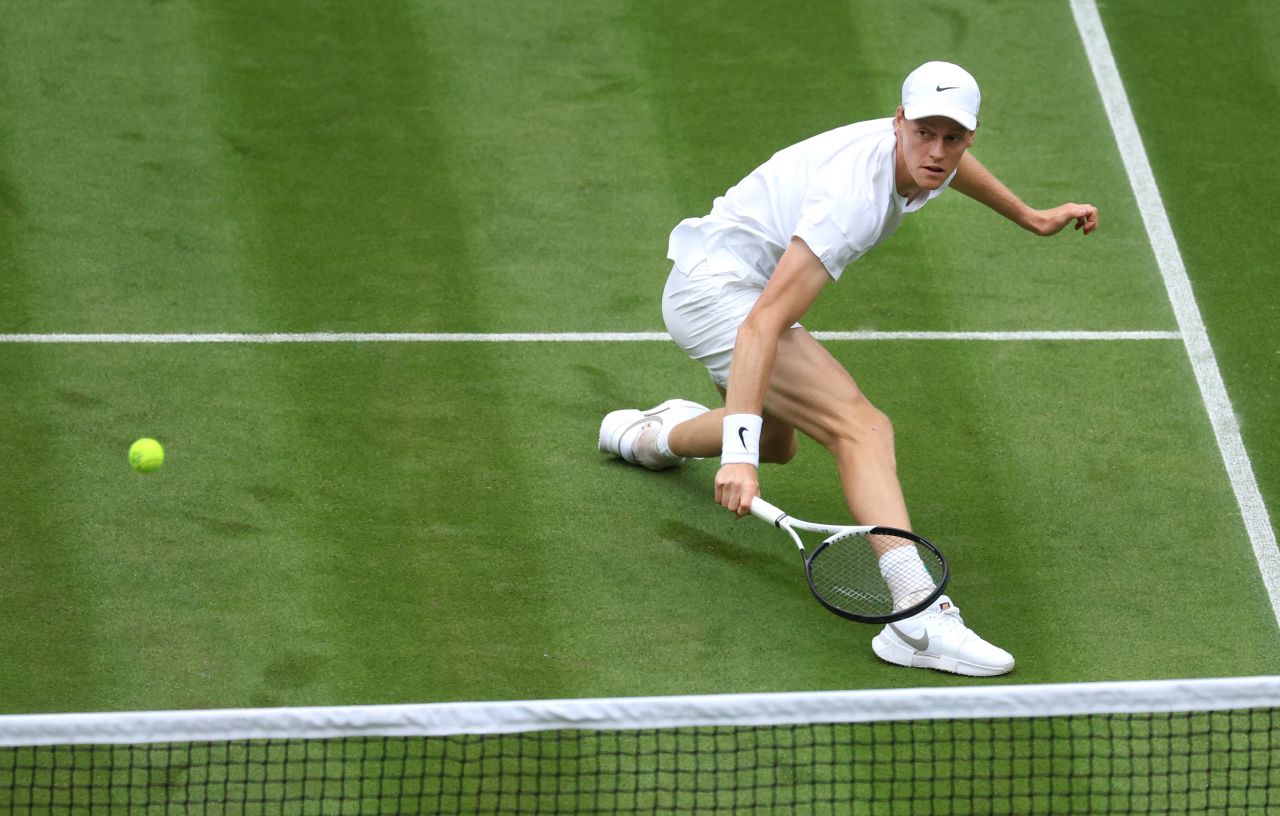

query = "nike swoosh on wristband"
(889, 624), (930, 652)
(738, 426), (749, 449)
(935, 84), (958, 92)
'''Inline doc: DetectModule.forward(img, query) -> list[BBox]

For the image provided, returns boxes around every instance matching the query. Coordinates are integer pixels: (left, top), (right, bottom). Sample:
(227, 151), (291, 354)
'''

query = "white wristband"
(721, 414), (763, 467)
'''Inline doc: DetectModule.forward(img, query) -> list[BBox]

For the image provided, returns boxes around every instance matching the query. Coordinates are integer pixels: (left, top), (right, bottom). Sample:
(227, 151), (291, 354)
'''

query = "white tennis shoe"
(871, 595), (1014, 677)
(599, 399), (709, 470)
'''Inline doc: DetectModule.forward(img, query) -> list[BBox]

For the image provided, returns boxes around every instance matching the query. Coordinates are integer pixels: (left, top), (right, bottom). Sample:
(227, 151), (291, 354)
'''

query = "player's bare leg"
(656, 330), (907, 530)
(667, 401), (797, 465)
(709, 326), (1012, 676)
(757, 328), (911, 532)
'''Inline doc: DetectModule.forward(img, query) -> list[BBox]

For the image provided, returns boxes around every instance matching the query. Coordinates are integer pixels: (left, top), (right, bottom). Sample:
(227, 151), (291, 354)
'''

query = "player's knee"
(823, 399), (896, 457)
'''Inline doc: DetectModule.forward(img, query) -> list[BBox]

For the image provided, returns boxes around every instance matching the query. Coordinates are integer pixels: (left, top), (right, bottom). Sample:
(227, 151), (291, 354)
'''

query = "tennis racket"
(749, 497), (948, 624)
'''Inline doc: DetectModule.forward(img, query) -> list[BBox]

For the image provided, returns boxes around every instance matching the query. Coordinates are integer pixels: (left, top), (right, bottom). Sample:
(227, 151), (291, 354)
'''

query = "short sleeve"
(792, 188), (883, 281)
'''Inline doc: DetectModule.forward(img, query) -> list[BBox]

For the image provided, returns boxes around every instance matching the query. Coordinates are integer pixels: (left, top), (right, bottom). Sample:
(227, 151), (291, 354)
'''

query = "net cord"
(2, 676), (1278, 747)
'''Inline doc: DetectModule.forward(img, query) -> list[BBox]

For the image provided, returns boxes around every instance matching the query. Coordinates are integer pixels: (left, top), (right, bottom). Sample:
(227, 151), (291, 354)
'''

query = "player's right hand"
(715, 462), (760, 517)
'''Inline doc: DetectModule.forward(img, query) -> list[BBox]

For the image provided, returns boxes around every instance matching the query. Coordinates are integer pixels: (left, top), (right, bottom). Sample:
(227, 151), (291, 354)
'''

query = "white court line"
(0, 330), (1180, 344)
(1072, 0), (1280, 624)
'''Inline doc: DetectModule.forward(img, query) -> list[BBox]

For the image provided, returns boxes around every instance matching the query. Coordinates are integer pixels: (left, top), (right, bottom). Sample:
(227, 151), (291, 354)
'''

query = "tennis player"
(600, 62), (1097, 676)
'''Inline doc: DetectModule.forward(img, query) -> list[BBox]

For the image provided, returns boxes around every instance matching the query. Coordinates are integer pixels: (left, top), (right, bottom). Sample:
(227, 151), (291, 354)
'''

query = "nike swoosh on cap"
(935, 85), (958, 92)
(889, 624), (930, 652)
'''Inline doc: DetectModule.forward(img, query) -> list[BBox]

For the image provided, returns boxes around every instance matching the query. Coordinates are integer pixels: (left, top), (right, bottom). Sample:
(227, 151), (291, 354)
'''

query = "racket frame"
(750, 497), (949, 624)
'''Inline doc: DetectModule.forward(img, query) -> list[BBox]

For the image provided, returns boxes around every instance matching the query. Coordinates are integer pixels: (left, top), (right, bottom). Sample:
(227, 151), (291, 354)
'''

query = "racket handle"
(749, 497), (788, 526)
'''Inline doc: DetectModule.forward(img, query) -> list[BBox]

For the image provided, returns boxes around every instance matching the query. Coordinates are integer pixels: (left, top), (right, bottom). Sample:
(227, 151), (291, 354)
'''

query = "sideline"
(1072, 0), (1280, 624)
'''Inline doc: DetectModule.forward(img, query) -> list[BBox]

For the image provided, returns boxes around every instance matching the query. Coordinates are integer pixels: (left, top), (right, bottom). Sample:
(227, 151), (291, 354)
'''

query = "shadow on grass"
(659, 519), (795, 591)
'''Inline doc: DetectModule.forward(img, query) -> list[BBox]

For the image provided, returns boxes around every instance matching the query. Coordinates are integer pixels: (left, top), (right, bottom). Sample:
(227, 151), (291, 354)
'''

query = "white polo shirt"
(666, 118), (951, 284)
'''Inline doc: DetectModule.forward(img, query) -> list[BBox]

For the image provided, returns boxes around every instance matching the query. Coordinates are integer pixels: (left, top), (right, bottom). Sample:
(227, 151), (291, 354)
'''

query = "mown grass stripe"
(0, 330), (1181, 344)
(1073, 0), (1280, 625)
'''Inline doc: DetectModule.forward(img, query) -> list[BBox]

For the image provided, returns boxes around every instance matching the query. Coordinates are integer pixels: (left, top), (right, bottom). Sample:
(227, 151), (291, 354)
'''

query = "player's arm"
(951, 151), (1099, 236)
(715, 237), (829, 516)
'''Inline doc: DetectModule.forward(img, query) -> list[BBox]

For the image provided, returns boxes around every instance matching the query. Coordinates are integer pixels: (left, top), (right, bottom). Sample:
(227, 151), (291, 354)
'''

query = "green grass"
(0, 0), (1277, 725)
(1, 340), (1275, 714)
(1098, 0), (1280, 560)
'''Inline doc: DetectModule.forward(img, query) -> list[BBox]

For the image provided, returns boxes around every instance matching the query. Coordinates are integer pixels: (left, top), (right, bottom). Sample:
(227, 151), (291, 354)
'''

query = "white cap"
(901, 61), (980, 131)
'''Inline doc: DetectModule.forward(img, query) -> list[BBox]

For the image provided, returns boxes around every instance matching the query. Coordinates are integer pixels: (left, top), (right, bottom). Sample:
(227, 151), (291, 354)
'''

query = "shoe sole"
(871, 633), (1014, 677)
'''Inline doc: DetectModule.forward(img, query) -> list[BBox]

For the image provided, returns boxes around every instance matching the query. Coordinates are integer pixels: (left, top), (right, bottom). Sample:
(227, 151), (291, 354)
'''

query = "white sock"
(654, 422), (676, 458)
(879, 545), (937, 612)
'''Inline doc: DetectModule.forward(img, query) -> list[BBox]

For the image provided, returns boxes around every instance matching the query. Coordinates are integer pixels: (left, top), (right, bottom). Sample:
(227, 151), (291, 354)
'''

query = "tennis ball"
(128, 438), (165, 473)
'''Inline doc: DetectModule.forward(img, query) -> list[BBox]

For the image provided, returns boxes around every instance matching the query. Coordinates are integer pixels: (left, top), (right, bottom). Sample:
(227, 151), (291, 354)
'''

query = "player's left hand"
(1034, 203), (1099, 236)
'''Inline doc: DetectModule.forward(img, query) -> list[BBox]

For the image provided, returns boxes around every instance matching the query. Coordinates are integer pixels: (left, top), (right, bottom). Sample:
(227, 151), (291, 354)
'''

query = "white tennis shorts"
(661, 261), (768, 389)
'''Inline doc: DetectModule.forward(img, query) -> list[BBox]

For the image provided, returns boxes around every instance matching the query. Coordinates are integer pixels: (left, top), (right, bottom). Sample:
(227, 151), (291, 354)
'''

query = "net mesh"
(4, 680), (1279, 814)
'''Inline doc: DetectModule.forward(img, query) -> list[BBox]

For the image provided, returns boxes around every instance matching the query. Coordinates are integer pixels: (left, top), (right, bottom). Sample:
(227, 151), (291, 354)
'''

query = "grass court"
(1, 0), (1278, 720)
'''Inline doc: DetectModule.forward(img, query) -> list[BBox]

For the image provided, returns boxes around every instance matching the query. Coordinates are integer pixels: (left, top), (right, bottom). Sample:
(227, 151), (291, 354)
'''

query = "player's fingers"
(716, 476), (737, 513)
(720, 479), (749, 516)
(1082, 206), (1099, 234)
(718, 486), (736, 514)
(735, 479), (759, 517)
(1070, 204), (1099, 234)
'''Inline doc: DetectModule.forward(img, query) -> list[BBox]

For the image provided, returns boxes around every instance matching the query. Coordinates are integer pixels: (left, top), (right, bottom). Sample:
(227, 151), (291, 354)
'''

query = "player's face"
(894, 111), (974, 192)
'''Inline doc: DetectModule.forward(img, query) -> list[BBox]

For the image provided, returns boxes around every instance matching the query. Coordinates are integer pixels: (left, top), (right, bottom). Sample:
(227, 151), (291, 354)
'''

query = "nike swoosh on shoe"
(889, 624), (930, 652)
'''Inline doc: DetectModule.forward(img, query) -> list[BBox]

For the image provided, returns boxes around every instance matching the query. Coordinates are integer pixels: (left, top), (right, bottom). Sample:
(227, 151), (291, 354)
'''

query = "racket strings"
(874, 536), (942, 611)
(808, 533), (944, 618)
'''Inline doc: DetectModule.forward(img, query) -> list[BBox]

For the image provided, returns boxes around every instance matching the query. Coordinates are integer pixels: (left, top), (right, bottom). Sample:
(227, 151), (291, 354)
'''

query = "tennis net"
(2, 676), (1278, 814)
